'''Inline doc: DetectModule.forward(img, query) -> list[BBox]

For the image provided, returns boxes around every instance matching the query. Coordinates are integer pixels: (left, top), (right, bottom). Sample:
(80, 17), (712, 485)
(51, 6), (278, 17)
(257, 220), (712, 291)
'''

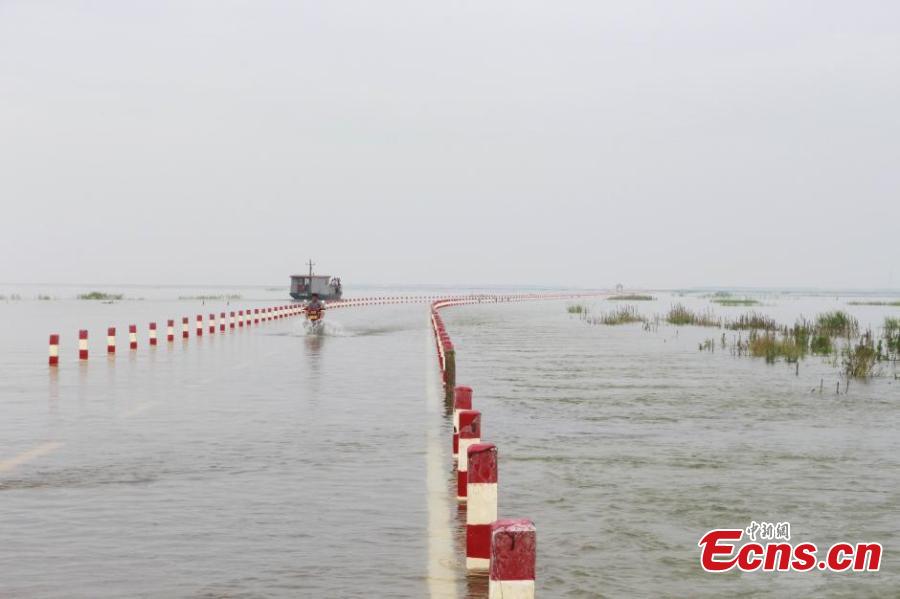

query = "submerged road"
(1, 302), (463, 597)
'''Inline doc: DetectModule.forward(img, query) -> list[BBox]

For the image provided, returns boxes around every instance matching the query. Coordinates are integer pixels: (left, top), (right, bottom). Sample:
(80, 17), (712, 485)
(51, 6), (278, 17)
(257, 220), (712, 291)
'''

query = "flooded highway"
(2, 287), (899, 597)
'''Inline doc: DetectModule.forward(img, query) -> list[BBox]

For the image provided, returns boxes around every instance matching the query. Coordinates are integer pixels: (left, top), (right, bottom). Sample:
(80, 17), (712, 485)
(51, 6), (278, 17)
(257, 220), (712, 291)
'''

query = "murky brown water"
(1, 287), (898, 597)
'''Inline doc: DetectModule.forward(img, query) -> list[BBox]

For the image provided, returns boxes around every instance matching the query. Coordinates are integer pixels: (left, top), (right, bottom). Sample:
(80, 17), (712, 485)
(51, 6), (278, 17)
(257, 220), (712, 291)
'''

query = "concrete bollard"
(489, 519), (536, 599)
(107, 327), (116, 354)
(467, 443), (498, 571)
(196, 315), (203, 337)
(209, 313), (216, 334)
(182, 317), (189, 339)
(457, 409), (481, 502)
(167, 319), (175, 342)
(78, 329), (88, 360)
(149, 322), (158, 346)
(219, 312), (226, 332)
(453, 386), (473, 460)
(444, 344), (456, 403)
(128, 324), (137, 350)
(49, 334), (59, 366)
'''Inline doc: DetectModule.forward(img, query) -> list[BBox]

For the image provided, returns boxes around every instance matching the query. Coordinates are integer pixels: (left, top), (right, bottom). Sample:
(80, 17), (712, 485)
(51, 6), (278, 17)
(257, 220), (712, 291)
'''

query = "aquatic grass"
(843, 332), (879, 378)
(815, 311), (858, 337)
(665, 303), (721, 327)
(712, 298), (760, 306)
(77, 291), (124, 301)
(847, 300), (900, 306)
(592, 305), (645, 325)
(748, 331), (803, 364)
(567, 304), (587, 314)
(726, 312), (778, 331)
(608, 294), (656, 301)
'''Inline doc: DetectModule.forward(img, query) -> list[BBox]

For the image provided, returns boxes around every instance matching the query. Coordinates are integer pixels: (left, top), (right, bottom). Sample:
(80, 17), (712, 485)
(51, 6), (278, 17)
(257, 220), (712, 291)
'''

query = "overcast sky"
(1, 1), (897, 289)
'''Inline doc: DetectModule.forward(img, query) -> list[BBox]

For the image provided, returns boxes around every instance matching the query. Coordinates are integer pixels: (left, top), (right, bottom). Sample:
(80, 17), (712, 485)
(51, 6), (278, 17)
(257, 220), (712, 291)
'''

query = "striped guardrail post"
(457, 409), (481, 502)
(229, 311), (235, 329)
(489, 519), (536, 598)
(167, 319), (175, 342)
(49, 334), (59, 366)
(149, 322), (158, 346)
(78, 329), (88, 360)
(196, 315), (203, 337)
(128, 324), (137, 350)
(209, 313), (216, 334)
(444, 342), (456, 404)
(254, 308), (260, 325)
(453, 386), (473, 461)
(182, 317), (189, 339)
(238, 310), (244, 328)
(107, 327), (116, 354)
(467, 442), (498, 571)
(219, 312), (226, 332)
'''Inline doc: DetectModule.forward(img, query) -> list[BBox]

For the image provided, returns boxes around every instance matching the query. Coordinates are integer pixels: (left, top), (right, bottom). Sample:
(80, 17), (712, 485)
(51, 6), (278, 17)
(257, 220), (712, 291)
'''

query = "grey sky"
(2, 1), (898, 289)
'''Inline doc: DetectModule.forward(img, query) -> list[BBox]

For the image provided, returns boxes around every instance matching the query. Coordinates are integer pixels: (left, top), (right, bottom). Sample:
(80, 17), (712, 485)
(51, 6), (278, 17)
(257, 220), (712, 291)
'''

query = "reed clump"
(712, 297), (760, 306)
(815, 311), (858, 337)
(592, 305), (645, 325)
(665, 303), (721, 327)
(567, 304), (587, 314)
(847, 300), (900, 306)
(726, 312), (777, 331)
(609, 294), (655, 301)
(77, 291), (124, 301)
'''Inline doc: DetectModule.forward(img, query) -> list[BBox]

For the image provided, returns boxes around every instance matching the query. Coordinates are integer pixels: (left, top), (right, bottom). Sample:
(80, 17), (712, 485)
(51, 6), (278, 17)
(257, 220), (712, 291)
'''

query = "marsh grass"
(712, 298), (760, 306)
(848, 300), (900, 306)
(592, 305), (645, 325)
(77, 291), (124, 300)
(726, 312), (777, 331)
(609, 294), (656, 301)
(567, 304), (587, 314)
(815, 311), (859, 337)
(665, 303), (721, 327)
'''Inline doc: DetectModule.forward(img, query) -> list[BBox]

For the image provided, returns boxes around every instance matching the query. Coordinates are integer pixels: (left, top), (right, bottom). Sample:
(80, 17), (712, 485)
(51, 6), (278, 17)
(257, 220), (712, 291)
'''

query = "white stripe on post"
(107, 327), (116, 354)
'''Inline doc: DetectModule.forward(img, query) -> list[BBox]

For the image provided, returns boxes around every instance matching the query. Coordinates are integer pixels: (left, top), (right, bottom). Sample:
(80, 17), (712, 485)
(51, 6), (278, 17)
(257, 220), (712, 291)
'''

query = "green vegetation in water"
(746, 331), (803, 364)
(592, 305), (645, 325)
(77, 291), (124, 301)
(608, 294), (656, 301)
(847, 300), (900, 306)
(567, 304), (587, 314)
(712, 297), (760, 306)
(843, 331), (880, 378)
(37, 294), (52, 301)
(726, 312), (777, 331)
(665, 303), (721, 327)
(178, 294), (243, 301)
(815, 311), (859, 337)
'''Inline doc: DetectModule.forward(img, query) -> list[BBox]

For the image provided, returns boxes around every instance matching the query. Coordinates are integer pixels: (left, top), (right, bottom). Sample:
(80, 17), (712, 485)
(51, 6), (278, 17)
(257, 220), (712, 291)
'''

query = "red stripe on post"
(167, 319), (175, 342)
(149, 322), (158, 346)
(453, 386), (473, 458)
(107, 327), (116, 354)
(78, 329), (88, 360)
(182, 317), (189, 339)
(457, 409), (481, 501)
(209, 313), (215, 334)
(220, 312), (226, 332)
(128, 324), (137, 350)
(196, 315), (203, 336)
(48, 334), (59, 366)
(490, 519), (536, 582)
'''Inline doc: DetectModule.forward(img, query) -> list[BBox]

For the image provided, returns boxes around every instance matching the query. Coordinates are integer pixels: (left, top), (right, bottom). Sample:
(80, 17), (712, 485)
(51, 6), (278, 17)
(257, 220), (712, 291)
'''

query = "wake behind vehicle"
(305, 303), (325, 334)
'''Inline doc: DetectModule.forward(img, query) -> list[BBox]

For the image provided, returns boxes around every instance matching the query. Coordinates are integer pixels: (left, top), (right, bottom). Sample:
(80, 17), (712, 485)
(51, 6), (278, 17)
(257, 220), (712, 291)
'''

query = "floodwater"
(1, 286), (898, 597)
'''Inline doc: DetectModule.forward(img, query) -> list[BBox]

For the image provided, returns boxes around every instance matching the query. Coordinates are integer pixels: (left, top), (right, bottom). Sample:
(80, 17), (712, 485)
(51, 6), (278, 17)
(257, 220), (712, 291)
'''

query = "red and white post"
(238, 310), (244, 328)
(78, 329), (89, 360)
(167, 319), (175, 342)
(149, 322), (158, 346)
(209, 313), (216, 334)
(107, 327), (116, 354)
(49, 334), (59, 366)
(453, 386), (473, 461)
(467, 443), (498, 571)
(254, 308), (260, 325)
(196, 315), (203, 337)
(457, 409), (481, 502)
(219, 312), (226, 332)
(182, 317), (189, 339)
(489, 519), (536, 599)
(229, 311), (235, 329)
(128, 324), (137, 350)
